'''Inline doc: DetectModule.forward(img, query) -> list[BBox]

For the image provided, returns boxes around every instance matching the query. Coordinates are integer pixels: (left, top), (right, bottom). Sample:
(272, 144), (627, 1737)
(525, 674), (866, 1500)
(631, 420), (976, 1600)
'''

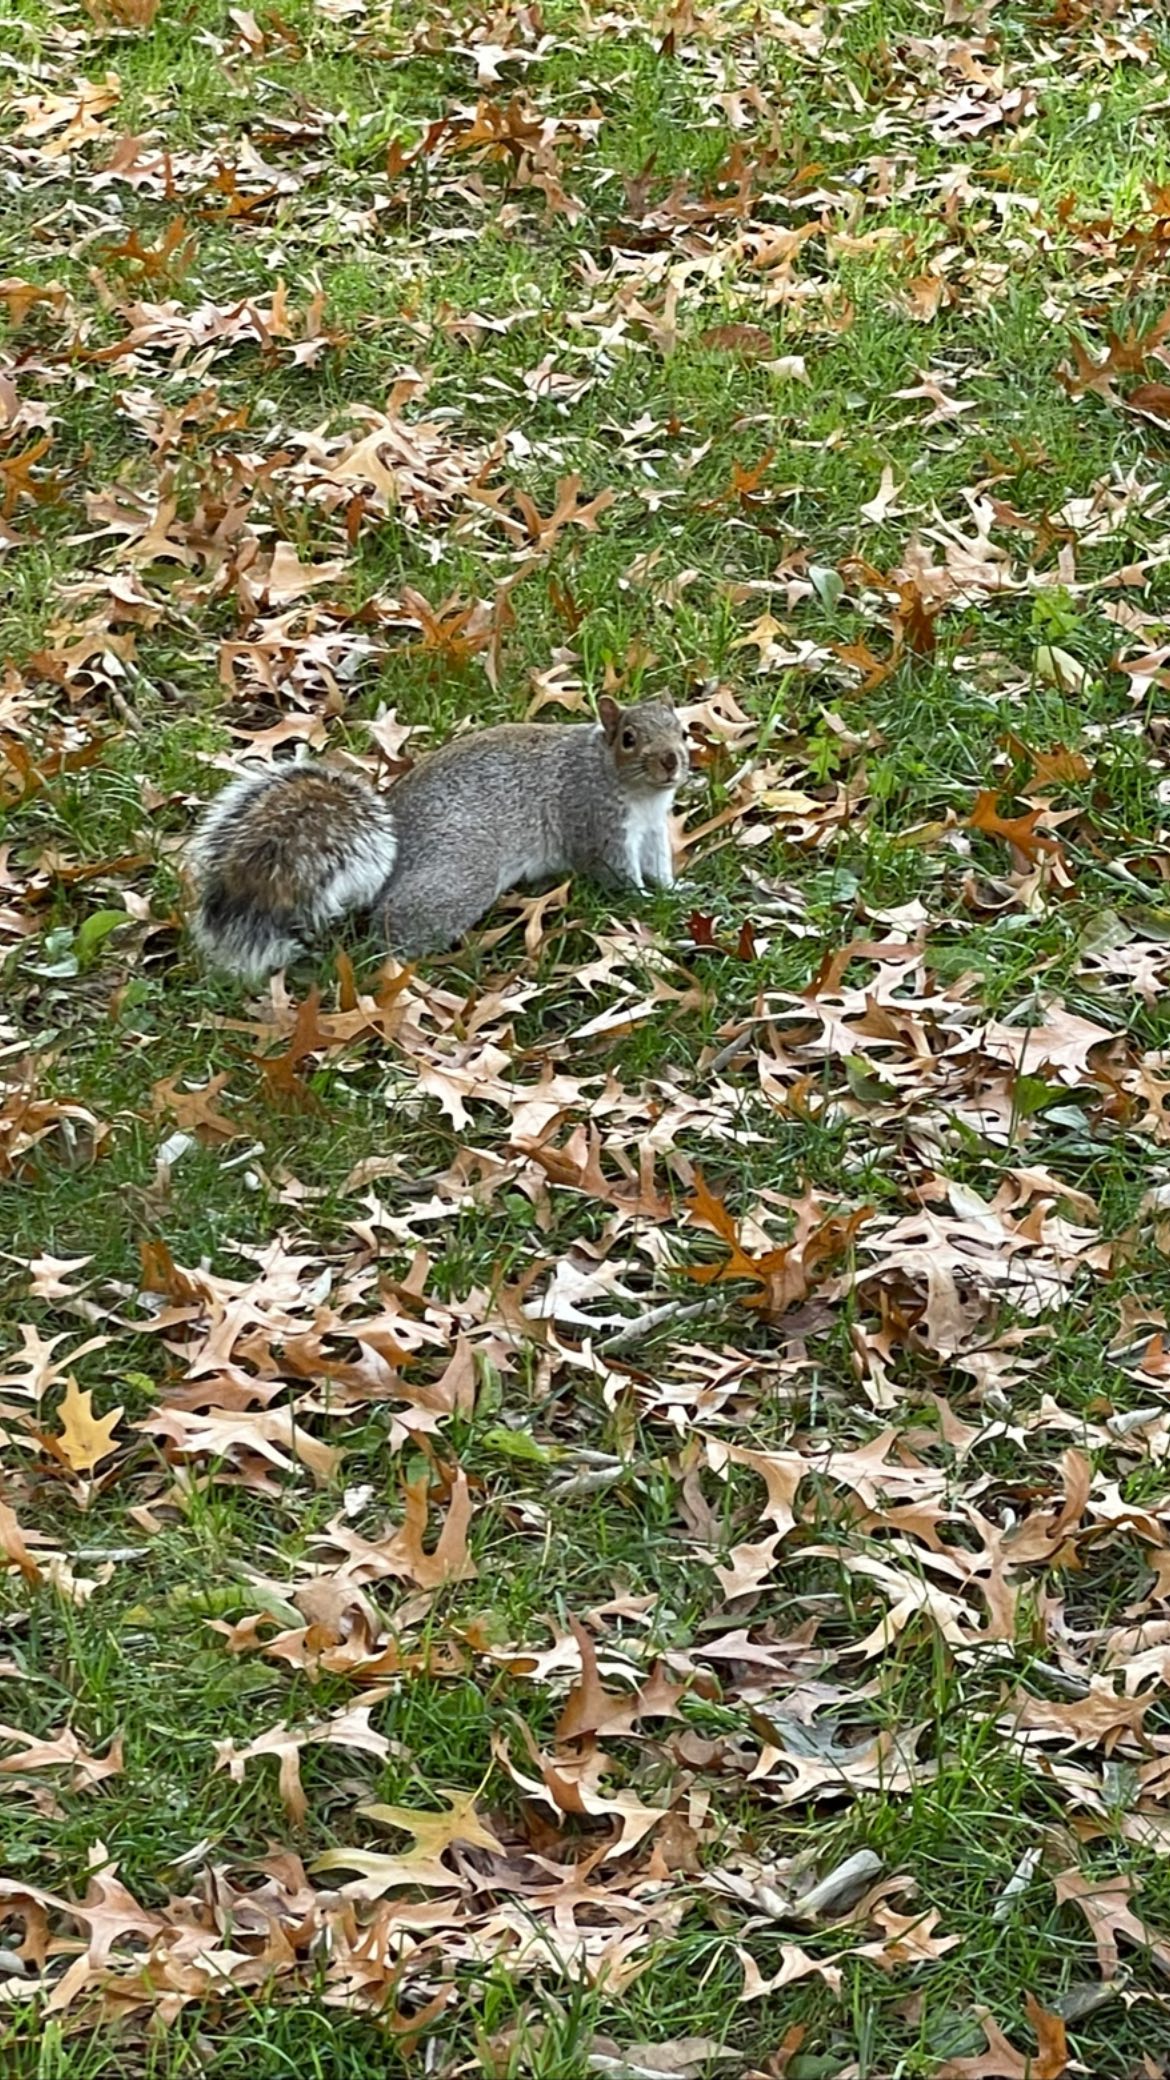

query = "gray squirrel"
(186, 694), (687, 979)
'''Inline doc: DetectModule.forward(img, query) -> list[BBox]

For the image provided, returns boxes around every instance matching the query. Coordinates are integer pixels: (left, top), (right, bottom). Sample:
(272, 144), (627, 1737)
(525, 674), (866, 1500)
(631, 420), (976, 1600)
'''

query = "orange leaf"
(685, 1170), (753, 1267)
(151, 1070), (243, 1143)
(700, 322), (773, 357)
(1002, 733), (1092, 788)
(0, 1499), (42, 1583)
(969, 789), (1060, 864)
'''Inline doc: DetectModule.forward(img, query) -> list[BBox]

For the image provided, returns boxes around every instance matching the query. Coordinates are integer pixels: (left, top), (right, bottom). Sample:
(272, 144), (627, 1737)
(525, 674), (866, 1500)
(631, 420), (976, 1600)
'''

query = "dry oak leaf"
(493, 1731), (669, 1860)
(67, 1848), (167, 1971)
(82, 0), (162, 33)
(748, 1720), (935, 1807)
(135, 1403), (340, 1487)
(521, 1123), (673, 1222)
(701, 323), (774, 358)
(12, 75), (121, 156)
(1001, 733), (1092, 789)
(555, 1616), (687, 1742)
(52, 1375), (124, 1474)
(704, 1439), (805, 1538)
(586, 2038), (735, 2080)
(1125, 382), (1170, 427)
(1057, 310), (1170, 402)
(215, 1696), (391, 1824)
(0, 1872), (71, 1965)
(151, 1071), (244, 1144)
(0, 278), (69, 327)
(684, 1172), (870, 1318)
(828, 1549), (988, 1658)
(738, 1942), (843, 1999)
(968, 791), (1064, 867)
(258, 541), (348, 603)
(313, 1787), (504, 1897)
(0, 1498), (42, 1582)
(314, 1469), (477, 1589)
(860, 464), (904, 526)
(507, 473), (615, 553)
(705, 1429), (945, 1543)
(1006, 1676), (1153, 1754)
(934, 1993), (1068, 2078)
(712, 1531), (786, 1599)
(27, 1253), (93, 1301)
(902, 274), (947, 322)
(1053, 1866), (1170, 1981)
(972, 1010), (1119, 1092)
(0, 1322), (109, 1406)
(0, 1723), (123, 1789)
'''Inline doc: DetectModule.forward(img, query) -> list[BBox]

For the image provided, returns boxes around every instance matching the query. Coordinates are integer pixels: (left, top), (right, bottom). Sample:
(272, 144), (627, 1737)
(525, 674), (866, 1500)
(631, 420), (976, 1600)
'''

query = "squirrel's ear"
(598, 695), (621, 743)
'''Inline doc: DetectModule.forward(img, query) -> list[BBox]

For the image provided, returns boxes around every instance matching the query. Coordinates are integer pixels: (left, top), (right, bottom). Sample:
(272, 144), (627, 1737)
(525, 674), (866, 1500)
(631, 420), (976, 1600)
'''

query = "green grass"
(4, 0), (1170, 2073)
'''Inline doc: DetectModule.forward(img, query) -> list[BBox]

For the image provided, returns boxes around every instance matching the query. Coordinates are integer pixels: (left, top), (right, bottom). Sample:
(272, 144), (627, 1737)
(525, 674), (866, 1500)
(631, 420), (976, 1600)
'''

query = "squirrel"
(186, 694), (687, 980)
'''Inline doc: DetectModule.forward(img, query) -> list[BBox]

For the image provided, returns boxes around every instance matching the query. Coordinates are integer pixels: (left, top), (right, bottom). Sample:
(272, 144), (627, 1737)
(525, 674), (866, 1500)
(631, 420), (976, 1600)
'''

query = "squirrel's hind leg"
(379, 868), (492, 959)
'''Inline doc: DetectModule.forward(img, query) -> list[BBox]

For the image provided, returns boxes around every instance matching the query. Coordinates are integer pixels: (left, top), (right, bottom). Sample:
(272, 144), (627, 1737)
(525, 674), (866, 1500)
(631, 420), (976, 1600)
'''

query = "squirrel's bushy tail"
(186, 764), (399, 981)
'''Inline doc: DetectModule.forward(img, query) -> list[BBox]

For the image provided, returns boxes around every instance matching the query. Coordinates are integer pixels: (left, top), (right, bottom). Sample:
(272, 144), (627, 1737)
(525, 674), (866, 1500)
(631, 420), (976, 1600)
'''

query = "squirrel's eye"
(621, 728), (636, 749)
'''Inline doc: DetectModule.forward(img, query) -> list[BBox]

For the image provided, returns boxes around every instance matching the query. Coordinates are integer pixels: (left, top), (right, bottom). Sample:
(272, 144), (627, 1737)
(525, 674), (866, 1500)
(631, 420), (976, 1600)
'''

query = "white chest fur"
(621, 790), (675, 889)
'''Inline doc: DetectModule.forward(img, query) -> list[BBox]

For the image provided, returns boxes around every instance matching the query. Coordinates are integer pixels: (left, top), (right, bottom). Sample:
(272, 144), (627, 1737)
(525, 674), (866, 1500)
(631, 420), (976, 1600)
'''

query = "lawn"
(3, 0), (1170, 2074)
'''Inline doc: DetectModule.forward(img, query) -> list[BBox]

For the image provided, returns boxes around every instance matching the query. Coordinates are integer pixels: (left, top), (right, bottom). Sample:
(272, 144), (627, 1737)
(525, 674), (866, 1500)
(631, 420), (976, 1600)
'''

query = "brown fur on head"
(597, 695), (686, 790)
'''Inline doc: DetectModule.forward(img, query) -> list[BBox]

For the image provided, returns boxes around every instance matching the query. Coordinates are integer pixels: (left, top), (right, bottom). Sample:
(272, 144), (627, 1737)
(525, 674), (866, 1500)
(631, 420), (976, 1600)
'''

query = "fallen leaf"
(51, 1377), (124, 1475)
(313, 1787), (503, 1893)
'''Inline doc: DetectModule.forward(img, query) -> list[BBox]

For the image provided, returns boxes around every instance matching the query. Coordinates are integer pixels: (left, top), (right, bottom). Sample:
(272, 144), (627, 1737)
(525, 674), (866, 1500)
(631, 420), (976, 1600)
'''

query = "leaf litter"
(3, 0), (1170, 2074)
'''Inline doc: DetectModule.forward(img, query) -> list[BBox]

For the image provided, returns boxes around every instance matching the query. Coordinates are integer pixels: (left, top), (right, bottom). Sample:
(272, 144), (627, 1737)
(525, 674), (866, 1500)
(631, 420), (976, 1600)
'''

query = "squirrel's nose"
(661, 751), (680, 779)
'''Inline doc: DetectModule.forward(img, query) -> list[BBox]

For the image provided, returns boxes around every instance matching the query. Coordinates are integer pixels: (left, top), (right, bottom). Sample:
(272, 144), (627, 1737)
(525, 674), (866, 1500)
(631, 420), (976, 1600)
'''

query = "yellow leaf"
(758, 787), (823, 816)
(360, 1787), (503, 1859)
(312, 1788), (503, 1895)
(1034, 643), (1088, 693)
(55, 1375), (123, 1474)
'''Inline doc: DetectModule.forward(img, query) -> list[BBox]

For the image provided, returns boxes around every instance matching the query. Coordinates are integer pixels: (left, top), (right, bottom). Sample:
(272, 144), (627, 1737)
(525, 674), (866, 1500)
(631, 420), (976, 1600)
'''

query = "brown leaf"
(684, 1175), (870, 1319)
(0, 1498), (42, 1583)
(934, 1995), (1067, 2078)
(135, 1402), (340, 1488)
(1053, 1866), (1170, 1981)
(522, 1122), (673, 1221)
(71, 1852), (166, 1970)
(151, 1071), (243, 1144)
(216, 1699), (392, 1824)
(315, 1471), (477, 1589)
(81, 0), (161, 25)
(1125, 381), (1170, 426)
(493, 1730), (670, 1859)
(1001, 733), (1092, 789)
(700, 323), (773, 357)
(0, 1724), (123, 1791)
(0, 279), (68, 327)
(902, 273), (946, 322)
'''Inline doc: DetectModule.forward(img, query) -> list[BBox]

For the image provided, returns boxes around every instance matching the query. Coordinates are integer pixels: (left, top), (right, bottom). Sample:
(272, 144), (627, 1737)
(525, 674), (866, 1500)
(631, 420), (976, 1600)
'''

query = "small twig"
(70, 1546), (150, 1563)
(704, 1012), (809, 1079)
(548, 1463), (637, 1499)
(992, 1845), (1043, 1923)
(795, 1849), (883, 1921)
(705, 1029), (757, 1078)
(1025, 1660), (1090, 1700)
(111, 690), (146, 735)
(598, 1297), (715, 1354)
